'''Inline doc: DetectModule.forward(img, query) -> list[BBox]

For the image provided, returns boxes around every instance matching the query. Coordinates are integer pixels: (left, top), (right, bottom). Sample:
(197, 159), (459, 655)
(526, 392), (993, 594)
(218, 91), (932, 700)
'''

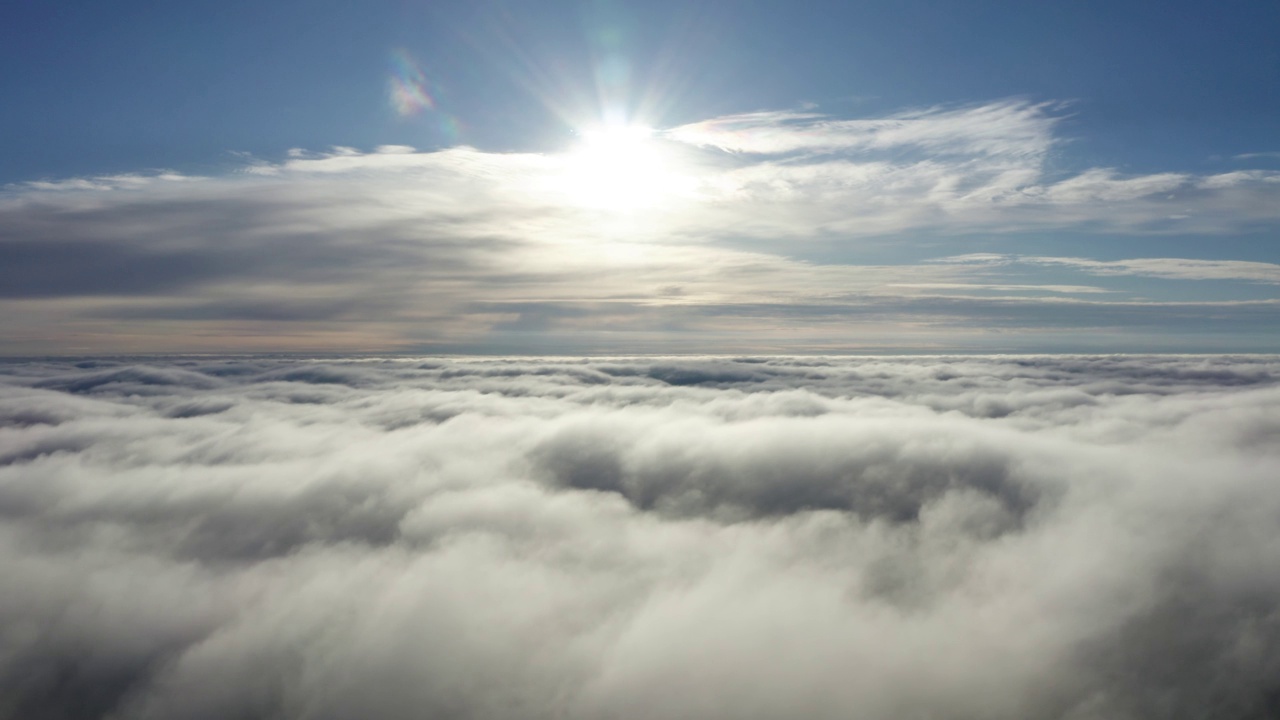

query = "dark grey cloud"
(2, 355), (1280, 719)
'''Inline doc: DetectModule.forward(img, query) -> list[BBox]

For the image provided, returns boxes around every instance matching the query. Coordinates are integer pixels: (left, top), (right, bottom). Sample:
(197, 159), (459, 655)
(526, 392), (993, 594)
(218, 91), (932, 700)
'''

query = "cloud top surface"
(2, 355), (1279, 719)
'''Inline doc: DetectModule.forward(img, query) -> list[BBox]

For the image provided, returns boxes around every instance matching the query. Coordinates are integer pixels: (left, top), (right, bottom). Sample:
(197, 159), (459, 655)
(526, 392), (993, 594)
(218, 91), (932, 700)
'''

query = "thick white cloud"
(2, 355), (1279, 719)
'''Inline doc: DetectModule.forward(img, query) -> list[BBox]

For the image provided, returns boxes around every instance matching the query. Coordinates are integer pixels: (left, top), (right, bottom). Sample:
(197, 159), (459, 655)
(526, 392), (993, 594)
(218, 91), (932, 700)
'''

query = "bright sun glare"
(557, 123), (687, 211)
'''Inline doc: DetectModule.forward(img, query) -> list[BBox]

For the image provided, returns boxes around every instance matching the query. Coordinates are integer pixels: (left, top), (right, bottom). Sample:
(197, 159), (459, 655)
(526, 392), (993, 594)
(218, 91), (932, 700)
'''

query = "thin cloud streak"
(665, 100), (1064, 158)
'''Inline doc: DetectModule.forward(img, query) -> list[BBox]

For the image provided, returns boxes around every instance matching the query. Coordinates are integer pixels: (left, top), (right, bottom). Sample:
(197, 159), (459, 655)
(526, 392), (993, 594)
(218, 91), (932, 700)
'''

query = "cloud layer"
(2, 355), (1279, 719)
(2, 100), (1279, 353)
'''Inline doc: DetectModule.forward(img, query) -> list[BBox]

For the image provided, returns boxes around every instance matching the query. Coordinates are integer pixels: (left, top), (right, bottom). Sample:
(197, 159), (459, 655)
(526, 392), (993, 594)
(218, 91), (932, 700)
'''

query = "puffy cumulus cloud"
(2, 355), (1280, 719)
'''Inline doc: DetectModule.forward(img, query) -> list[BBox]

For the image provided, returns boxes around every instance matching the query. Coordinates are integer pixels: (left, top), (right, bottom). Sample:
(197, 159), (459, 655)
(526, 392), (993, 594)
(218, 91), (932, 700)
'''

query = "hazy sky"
(2, 0), (1278, 353)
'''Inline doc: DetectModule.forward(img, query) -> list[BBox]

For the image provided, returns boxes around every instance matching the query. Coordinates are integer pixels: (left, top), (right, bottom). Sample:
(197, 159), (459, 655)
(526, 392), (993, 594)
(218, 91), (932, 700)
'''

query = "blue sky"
(1, 0), (1278, 354)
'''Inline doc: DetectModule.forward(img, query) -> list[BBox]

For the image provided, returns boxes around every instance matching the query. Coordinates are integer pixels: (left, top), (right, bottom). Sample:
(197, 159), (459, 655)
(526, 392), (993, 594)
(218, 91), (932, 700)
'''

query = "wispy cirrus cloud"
(668, 110), (1280, 237)
(1234, 151), (1280, 161)
(14, 171), (204, 192)
(665, 99), (1063, 158)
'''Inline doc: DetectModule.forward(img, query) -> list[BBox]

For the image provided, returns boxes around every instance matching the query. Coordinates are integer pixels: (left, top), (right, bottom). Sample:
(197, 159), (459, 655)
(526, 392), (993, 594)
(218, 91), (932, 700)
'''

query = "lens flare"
(387, 49), (464, 143)
(388, 49), (435, 117)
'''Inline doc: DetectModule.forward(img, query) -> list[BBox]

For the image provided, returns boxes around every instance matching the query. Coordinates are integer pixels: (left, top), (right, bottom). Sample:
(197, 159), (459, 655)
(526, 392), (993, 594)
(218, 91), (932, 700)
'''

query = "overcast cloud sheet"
(2, 355), (1279, 720)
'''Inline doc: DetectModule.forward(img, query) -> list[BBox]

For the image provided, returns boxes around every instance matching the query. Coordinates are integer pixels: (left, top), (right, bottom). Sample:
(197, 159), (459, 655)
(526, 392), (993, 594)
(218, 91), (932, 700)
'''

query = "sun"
(579, 123), (654, 153)
(556, 123), (688, 211)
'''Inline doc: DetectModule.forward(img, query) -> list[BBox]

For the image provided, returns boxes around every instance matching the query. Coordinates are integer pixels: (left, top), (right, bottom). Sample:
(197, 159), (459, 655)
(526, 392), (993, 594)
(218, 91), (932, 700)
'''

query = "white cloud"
(1234, 151), (1280, 161)
(661, 103), (1280, 237)
(665, 100), (1062, 159)
(10, 171), (203, 192)
(3, 99), (1280, 352)
(2, 356), (1279, 719)
(1035, 168), (1189, 203)
(1198, 169), (1280, 188)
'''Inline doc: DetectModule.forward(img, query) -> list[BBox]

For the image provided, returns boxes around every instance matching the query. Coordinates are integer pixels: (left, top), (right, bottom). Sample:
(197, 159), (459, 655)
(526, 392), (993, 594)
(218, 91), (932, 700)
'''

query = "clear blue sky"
(1, 0), (1278, 353)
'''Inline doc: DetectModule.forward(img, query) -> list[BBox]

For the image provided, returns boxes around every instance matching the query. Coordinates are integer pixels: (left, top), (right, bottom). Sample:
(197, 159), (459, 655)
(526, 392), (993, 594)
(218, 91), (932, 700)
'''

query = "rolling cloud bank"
(2, 355), (1279, 719)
